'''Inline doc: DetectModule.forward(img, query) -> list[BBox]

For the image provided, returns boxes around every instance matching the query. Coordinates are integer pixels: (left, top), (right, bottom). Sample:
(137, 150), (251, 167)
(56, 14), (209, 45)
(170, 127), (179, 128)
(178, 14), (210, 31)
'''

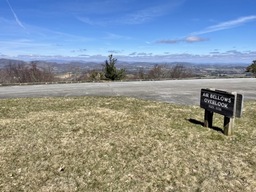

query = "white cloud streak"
(156, 15), (256, 45)
(124, 5), (168, 24)
(194, 15), (256, 35)
(6, 0), (25, 29)
(156, 36), (208, 44)
(77, 0), (185, 26)
(185, 36), (208, 43)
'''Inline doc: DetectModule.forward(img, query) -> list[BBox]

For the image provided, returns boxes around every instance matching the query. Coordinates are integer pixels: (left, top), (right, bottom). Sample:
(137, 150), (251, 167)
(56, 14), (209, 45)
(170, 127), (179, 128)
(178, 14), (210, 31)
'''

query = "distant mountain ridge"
(0, 58), (249, 79)
(0, 57), (248, 71)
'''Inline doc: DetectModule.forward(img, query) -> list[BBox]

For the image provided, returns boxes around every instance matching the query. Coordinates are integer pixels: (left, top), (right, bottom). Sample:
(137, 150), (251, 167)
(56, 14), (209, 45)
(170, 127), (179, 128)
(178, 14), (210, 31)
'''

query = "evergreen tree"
(246, 60), (256, 77)
(103, 55), (125, 80)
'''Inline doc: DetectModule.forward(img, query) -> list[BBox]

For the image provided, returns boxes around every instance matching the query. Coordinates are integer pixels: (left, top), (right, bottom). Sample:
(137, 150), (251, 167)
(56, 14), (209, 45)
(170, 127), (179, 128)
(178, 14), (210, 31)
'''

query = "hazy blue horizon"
(0, 56), (250, 66)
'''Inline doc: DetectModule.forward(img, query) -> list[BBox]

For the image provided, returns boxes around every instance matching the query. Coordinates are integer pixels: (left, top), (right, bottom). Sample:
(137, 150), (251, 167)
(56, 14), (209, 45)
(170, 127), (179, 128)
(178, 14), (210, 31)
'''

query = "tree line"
(78, 55), (194, 81)
(1, 55), (255, 84)
(0, 61), (54, 83)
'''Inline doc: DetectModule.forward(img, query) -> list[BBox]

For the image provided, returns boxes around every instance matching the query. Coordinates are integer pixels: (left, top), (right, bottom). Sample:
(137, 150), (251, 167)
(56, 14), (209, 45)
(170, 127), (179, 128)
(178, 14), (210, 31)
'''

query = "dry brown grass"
(0, 97), (255, 191)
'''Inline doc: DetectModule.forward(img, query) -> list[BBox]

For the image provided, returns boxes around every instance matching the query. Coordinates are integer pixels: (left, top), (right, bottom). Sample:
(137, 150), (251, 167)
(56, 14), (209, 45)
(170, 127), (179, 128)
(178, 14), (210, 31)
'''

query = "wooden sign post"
(200, 88), (243, 136)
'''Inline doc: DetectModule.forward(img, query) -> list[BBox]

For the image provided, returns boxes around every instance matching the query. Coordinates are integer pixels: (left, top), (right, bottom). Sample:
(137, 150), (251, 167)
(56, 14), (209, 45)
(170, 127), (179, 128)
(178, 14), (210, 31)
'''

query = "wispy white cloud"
(104, 32), (132, 40)
(120, 50), (256, 63)
(193, 15), (256, 35)
(156, 36), (208, 44)
(123, 4), (169, 24)
(156, 15), (256, 45)
(2, 49), (255, 63)
(0, 17), (93, 44)
(71, 49), (87, 53)
(108, 50), (123, 54)
(77, 0), (185, 25)
(76, 17), (96, 25)
(0, 39), (51, 50)
(156, 39), (179, 44)
(126, 50), (255, 63)
(61, 0), (135, 16)
(6, 0), (25, 29)
(185, 36), (208, 43)
(129, 52), (137, 56)
(123, 0), (185, 24)
(0, 20), (95, 57)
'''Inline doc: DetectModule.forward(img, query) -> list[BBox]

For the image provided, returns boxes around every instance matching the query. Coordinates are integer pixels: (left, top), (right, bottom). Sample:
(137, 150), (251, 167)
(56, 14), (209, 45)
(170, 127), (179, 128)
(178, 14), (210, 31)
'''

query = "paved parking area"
(0, 78), (256, 105)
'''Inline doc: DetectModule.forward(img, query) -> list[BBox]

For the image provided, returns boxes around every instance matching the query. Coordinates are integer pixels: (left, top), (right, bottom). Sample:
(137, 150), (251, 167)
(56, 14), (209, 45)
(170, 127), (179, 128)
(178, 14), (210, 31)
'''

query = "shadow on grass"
(187, 118), (224, 134)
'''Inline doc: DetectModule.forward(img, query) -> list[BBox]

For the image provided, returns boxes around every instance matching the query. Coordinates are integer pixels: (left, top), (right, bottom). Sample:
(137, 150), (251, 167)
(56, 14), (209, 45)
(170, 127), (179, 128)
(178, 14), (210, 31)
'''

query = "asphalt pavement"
(0, 78), (255, 105)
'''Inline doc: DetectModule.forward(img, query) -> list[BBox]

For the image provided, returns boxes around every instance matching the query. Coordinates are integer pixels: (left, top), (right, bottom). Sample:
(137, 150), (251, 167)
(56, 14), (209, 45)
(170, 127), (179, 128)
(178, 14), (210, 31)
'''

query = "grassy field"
(0, 96), (255, 191)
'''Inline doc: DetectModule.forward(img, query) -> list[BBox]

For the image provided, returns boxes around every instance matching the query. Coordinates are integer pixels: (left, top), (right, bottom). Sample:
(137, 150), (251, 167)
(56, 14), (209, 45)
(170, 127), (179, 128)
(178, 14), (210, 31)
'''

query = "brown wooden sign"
(200, 89), (235, 118)
(200, 88), (243, 136)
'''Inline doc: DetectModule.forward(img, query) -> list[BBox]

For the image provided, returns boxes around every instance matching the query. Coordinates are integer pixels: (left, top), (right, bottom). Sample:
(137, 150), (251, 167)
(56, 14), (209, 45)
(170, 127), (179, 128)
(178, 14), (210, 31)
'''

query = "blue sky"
(0, 0), (255, 63)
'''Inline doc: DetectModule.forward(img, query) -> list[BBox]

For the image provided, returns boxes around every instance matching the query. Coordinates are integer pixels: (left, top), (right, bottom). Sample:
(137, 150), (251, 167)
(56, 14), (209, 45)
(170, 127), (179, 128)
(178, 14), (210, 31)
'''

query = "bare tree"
(137, 67), (146, 79)
(78, 69), (104, 81)
(169, 64), (187, 78)
(147, 64), (163, 79)
(0, 61), (55, 83)
(146, 64), (193, 80)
